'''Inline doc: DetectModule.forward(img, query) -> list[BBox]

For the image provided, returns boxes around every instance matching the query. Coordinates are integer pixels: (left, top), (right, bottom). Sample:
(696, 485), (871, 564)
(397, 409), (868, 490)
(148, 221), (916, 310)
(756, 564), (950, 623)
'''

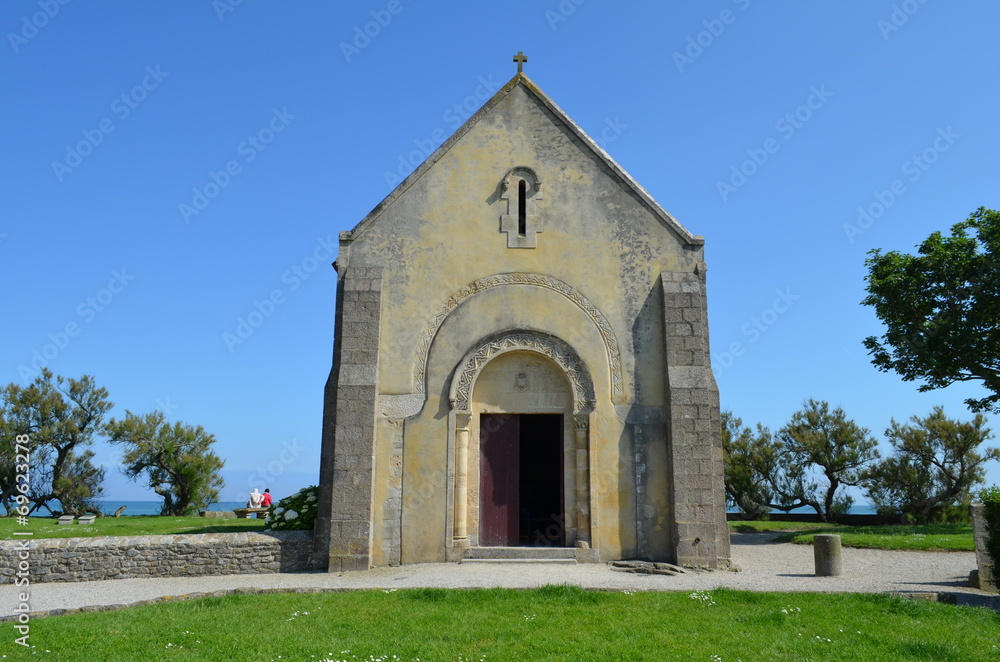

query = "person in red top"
(261, 488), (273, 508)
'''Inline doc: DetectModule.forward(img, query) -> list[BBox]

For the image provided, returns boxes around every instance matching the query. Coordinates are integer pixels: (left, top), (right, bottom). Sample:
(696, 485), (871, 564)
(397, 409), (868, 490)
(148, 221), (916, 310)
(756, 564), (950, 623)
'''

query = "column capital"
(455, 411), (473, 430)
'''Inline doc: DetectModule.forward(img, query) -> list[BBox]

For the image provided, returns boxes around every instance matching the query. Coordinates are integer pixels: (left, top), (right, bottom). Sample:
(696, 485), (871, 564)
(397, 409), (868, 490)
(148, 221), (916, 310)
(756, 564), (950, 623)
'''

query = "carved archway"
(449, 330), (593, 551)
(449, 329), (595, 414)
(417, 273), (624, 401)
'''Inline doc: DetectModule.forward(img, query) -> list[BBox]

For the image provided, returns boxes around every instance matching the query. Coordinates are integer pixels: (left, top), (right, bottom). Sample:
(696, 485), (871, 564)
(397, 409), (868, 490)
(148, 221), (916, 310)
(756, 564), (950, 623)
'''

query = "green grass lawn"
(729, 520), (837, 534)
(0, 515), (267, 540)
(729, 520), (975, 551)
(6, 586), (999, 661)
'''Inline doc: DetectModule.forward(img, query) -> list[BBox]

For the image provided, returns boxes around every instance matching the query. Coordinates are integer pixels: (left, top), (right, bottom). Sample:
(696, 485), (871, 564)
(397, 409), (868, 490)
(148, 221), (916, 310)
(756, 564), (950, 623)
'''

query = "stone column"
(315, 265), (383, 573)
(662, 269), (731, 570)
(574, 413), (591, 548)
(814, 534), (843, 576)
(453, 412), (472, 547)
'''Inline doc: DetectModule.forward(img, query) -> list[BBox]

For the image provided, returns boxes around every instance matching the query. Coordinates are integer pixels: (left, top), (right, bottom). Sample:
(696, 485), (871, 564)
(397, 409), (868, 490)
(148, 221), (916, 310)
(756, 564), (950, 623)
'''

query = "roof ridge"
(343, 72), (701, 247)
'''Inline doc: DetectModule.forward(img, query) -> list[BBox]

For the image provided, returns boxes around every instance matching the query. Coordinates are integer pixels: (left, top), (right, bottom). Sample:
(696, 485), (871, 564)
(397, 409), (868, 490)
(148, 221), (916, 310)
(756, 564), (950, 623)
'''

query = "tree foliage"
(721, 411), (819, 519)
(862, 207), (1000, 413)
(778, 400), (880, 521)
(105, 410), (225, 516)
(0, 370), (110, 515)
(724, 401), (880, 522)
(863, 407), (999, 523)
(721, 412), (775, 519)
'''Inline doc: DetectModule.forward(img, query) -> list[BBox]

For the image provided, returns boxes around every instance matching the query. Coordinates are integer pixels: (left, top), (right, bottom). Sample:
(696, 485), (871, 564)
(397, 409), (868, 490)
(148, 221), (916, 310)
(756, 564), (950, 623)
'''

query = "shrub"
(980, 485), (1000, 589)
(264, 485), (318, 531)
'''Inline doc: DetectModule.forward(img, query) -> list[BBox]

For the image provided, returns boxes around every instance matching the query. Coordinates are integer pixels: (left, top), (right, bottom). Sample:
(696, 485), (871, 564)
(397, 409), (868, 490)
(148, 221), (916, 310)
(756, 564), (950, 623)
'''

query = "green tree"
(0, 421), (19, 516)
(105, 411), (225, 515)
(863, 407), (999, 523)
(721, 412), (816, 519)
(779, 399), (880, 522)
(722, 412), (776, 519)
(862, 207), (1000, 413)
(0, 370), (110, 515)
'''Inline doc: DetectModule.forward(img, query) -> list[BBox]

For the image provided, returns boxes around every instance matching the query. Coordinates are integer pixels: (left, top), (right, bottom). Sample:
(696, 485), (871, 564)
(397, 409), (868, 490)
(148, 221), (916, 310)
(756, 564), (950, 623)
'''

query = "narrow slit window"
(500, 166), (542, 248)
(517, 180), (527, 235)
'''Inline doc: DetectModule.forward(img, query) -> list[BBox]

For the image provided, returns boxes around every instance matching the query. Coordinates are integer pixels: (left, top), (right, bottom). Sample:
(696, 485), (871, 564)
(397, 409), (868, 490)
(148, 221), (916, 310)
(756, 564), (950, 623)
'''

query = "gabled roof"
(344, 73), (703, 247)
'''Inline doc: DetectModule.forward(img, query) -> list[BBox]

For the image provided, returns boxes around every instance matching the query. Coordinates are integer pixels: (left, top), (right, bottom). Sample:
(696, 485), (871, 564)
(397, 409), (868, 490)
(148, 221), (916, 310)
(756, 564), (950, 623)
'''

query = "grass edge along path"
(0, 515), (267, 540)
(4, 586), (999, 661)
(729, 520), (974, 552)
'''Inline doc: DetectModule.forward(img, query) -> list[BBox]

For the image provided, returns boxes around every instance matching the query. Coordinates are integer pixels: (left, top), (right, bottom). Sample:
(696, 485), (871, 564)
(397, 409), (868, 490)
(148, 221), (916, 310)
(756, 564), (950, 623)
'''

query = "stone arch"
(416, 273), (624, 401)
(448, 329), (596, 414)
(448, 329), (594, 551)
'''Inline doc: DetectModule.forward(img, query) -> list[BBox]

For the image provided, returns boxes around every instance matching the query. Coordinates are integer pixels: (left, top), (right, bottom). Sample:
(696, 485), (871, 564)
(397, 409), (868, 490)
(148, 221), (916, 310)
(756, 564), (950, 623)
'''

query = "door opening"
(479, 413), (563, 546)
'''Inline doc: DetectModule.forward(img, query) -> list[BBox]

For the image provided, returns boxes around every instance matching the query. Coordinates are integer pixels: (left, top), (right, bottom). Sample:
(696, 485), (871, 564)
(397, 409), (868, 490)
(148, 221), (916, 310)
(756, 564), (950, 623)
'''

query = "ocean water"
(17, 501), (883, 517)
(16, 501), (249, 517)
(727, 504), (878, 515)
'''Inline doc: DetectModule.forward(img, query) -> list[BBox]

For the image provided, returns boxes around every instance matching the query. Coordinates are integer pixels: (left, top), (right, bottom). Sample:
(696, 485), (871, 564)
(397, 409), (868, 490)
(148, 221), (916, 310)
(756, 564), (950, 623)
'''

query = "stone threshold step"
(460, 558), (578, 565)
(464, 547), (578, 560)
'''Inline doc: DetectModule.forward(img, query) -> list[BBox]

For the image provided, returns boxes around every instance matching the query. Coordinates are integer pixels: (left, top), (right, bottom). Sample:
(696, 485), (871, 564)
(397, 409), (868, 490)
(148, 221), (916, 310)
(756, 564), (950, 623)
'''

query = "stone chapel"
(314, 56), (731, 572)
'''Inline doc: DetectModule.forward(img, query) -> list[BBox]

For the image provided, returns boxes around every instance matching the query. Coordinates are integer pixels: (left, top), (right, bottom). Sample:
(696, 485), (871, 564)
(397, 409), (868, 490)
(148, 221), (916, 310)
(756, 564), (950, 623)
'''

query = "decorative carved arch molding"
(415, 272), (626, 403)
(448, 330), (596, 414)
(448, 329), (594, 550)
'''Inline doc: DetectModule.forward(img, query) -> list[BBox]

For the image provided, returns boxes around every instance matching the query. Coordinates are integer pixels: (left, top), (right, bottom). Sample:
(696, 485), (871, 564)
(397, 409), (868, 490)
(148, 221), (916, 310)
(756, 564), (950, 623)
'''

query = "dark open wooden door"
(518, 414), (564, 546)
(479, 414), (520, 546)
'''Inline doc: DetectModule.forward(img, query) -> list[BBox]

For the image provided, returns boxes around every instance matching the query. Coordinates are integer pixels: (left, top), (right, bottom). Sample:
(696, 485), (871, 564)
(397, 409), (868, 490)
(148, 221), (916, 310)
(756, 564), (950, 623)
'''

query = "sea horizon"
(22, 500), (885, 518)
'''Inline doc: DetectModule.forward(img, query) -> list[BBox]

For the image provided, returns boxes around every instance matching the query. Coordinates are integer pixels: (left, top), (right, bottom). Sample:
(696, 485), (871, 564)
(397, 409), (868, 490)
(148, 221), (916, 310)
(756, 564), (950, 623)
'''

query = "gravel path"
(3, 533), (997, 618)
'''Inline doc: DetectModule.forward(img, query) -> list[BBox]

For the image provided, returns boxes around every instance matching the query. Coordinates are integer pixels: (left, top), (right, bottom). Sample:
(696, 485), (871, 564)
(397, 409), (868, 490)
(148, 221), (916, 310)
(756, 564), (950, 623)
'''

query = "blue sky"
(3, 1), (999, 504)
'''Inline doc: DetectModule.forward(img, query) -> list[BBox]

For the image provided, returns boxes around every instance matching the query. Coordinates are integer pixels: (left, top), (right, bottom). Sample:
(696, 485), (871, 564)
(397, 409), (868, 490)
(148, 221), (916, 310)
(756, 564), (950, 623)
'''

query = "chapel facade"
(314, 60), (731, 571)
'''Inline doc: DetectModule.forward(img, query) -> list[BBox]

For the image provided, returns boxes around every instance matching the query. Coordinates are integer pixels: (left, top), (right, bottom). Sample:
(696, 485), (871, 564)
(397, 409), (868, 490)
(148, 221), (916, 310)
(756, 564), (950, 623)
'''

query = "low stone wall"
(0, 531), (320, 584)
(200, 510), (237, 519)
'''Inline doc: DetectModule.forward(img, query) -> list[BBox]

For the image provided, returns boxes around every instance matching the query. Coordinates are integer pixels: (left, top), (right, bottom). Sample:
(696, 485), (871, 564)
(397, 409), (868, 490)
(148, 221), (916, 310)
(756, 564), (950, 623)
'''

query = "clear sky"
(3, 1), (999, 504)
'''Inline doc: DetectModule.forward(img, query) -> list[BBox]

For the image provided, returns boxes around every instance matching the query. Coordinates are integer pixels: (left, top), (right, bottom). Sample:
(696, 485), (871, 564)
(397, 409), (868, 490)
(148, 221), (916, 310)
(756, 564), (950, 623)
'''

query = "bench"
(232, 508), (270, 519)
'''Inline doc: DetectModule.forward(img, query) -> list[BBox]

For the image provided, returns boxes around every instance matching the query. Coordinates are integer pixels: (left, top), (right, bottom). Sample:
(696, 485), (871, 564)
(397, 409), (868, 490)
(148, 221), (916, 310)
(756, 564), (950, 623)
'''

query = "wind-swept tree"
(0, 370), (110, 515)
(106, 411), (225, 515)
(722, 412), (776, 519)
(778, 399), (880, 521)
(863, 407), (999, 523)
(722, 411), (816, 519)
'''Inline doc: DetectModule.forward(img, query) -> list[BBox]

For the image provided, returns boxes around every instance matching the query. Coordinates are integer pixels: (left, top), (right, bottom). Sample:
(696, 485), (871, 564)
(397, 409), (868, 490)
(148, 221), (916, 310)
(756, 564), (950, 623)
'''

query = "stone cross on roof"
(513, 51), (527, 73)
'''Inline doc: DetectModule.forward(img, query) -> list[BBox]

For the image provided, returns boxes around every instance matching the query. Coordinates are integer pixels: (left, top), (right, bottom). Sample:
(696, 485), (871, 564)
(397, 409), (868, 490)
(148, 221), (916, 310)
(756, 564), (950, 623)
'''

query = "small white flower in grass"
(688, 591), (716, 606)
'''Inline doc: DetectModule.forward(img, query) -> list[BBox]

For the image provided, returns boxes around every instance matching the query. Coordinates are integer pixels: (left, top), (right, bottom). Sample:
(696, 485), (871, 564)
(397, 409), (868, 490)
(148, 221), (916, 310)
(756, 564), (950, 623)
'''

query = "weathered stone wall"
(0, 531), (316, 584)
(662, 270), (731, 570)
(315, 265), (383, 573)
(317, 73), (732, 570)
(972, 503), (997, 593)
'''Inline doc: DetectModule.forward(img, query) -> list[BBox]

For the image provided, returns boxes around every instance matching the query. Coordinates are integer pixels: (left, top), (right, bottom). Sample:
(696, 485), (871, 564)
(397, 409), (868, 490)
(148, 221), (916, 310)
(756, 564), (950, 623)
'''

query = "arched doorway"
(476, 354), (569, 546)
(448, 331), (595, 552)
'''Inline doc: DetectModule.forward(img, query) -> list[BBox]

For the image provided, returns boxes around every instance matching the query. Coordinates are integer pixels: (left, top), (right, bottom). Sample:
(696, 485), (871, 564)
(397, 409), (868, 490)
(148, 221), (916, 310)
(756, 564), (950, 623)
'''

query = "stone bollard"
(814, 534), (843, 577)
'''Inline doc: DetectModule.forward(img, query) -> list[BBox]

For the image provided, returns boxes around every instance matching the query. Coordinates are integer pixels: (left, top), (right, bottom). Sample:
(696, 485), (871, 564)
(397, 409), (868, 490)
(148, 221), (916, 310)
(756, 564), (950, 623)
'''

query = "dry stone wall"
(0, 531), (317, 584)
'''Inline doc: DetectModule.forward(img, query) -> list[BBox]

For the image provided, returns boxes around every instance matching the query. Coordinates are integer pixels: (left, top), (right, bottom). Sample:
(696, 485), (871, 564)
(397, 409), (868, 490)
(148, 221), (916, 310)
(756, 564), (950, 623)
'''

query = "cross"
(513, 51), (527, 73)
